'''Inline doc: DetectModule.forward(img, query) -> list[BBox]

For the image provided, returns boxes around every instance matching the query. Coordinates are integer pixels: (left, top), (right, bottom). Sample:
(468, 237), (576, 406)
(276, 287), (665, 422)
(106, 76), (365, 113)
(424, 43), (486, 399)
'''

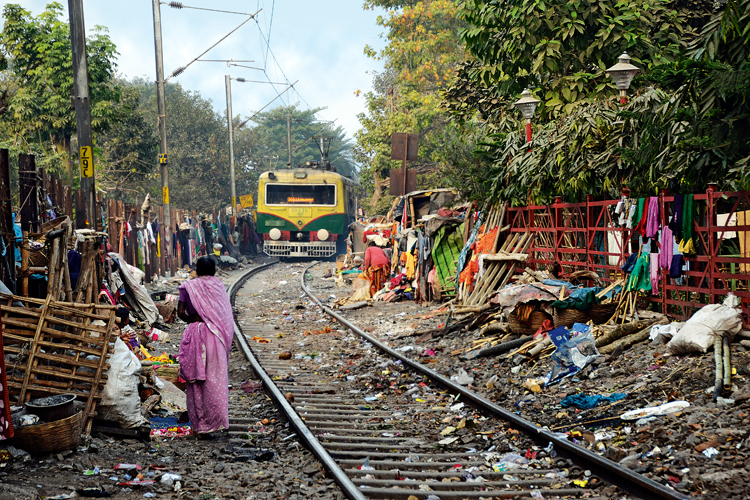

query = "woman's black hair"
(196, 256), (216, 276)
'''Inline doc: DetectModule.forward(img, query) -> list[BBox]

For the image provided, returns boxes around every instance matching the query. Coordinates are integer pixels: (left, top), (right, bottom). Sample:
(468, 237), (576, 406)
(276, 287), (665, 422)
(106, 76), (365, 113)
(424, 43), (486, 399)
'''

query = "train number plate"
(288, 207), (312, 218)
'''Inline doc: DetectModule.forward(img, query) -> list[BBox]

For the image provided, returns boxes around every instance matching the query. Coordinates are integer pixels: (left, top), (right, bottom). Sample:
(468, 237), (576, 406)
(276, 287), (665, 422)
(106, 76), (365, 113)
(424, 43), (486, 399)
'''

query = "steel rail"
(300, 263), (688, 500)
(227, 261), (368, 500)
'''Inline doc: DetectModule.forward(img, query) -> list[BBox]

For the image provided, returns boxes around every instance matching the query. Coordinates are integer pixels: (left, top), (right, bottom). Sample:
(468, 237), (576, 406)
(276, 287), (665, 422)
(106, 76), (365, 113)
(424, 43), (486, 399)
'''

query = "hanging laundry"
(650, 253), (659, 295)
(670, 254), (684, 278)
(630, 198), (645, 230)
(682, 193), (695, 245)
(626, 253), (651, 292)
(669, 194), (684, 237)
(635, 197), (650, 237)
(659, 226), (673, 270)
(678, 237), (696, 255)
(645, 196), (660, 238)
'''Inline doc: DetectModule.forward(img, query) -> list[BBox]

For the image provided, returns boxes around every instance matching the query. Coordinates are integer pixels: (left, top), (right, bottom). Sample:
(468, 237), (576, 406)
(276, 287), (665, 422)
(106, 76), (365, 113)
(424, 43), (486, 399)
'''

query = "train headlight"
(269, 228), (281, 240)
(296, 232), (304, 240)
(317, 229), (329, 241)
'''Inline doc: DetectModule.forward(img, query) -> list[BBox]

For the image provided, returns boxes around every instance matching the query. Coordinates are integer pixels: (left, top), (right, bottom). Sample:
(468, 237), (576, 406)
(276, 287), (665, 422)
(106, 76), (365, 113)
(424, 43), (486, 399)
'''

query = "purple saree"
(178, 276), (234, 434)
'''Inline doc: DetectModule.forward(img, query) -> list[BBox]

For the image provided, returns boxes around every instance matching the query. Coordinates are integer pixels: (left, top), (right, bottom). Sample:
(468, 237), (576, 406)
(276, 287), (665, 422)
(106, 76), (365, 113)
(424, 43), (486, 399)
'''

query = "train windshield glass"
(265, 184), (336, 205)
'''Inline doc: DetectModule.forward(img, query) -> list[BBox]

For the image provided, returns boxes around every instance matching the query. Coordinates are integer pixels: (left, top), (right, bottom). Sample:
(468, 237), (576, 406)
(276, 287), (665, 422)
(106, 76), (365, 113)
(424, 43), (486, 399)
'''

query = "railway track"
(227, 262), (688, 500)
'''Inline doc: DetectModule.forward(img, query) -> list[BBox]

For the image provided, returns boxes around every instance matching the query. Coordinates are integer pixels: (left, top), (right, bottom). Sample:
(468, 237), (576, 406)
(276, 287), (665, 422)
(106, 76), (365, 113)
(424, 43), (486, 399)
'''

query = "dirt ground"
(3, 259), (749, 499)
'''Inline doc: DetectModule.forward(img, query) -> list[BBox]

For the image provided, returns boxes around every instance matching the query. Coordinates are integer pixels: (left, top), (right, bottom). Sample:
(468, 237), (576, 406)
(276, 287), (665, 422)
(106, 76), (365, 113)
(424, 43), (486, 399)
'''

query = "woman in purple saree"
(177, 257), (234, 438)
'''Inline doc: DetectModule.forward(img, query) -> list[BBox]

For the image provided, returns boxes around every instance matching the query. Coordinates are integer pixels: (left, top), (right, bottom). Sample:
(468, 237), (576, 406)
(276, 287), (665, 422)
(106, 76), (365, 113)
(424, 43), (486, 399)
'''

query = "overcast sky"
(4, 1), (386, 139)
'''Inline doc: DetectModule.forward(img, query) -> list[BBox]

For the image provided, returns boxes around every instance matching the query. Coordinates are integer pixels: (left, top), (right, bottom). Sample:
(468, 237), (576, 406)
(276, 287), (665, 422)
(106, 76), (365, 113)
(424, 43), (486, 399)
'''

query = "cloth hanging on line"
(682, 193), (695, 244)
(650, 253), (659, 295)
(631, 198), (645, 229)
(670, 254), (684, 279)
(659, 226), (673, 270)
(635, 197), (650, 237)
(669, 195), (684, 237)
(645, 196), (660, 238)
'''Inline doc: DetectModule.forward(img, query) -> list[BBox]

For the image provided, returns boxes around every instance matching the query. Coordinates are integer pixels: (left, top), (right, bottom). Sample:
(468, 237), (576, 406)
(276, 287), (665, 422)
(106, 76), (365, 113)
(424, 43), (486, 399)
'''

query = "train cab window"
(266, 184), (336, 206)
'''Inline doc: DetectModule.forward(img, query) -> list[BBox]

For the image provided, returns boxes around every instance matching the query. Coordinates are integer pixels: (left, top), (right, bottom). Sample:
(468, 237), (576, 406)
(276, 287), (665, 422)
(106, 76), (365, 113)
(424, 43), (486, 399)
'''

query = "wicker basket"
(508, 309), (552, 336)
(28, 248), (49, 268)
(553, 303), (618, 328)
(11, 410), (83, 455)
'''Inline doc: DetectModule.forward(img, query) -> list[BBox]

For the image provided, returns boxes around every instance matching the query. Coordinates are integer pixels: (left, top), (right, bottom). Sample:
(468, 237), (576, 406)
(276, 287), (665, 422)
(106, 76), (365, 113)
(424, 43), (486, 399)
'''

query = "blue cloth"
(621, 252), (638, 273)
(13, 222), (22, 263)
(560, 392), (627, 410)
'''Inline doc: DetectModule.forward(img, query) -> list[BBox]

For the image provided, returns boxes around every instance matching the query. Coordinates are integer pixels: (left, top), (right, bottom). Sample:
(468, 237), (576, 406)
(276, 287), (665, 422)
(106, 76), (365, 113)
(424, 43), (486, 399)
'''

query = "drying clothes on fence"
(622, 252), (638, 273)
(459, 226), (498, 291)
(669, 194), (684, 237)
(630, 198), (644, 230)
(670, 254), (684, 278)
(678, 237), (696, 255)
(650, 253), (660, 295)
(646, 196), (660, 238)
(634, 197), (650, 237)
(659, 226), (674, 269)
(456, 212), (484, 282)
(682, 194), (694, 245)
(431, 222), (464, 297)
(626, 253), (651, 292)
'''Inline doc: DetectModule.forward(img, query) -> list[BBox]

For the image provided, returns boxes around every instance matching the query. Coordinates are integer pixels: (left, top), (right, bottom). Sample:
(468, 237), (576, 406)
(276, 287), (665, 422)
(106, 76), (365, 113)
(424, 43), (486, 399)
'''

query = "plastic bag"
(98, 338), (149, 428)
(666, 294), (741, 355)
(548, 331), (600, 382)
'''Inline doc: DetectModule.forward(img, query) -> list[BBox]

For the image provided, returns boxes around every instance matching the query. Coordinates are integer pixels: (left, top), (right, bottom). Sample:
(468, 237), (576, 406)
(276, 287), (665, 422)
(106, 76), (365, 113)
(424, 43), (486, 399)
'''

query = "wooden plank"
(17, 294), (52, 403)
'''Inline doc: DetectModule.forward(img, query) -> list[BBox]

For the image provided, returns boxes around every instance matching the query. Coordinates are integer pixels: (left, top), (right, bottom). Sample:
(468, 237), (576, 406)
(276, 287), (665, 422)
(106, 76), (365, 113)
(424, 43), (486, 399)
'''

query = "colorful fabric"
(682, 194), (695, 244)
(635, 197), (650, 237)
(178, 276), (234, 434)
(659, 226), (673, 270)
(631, 198), (645, 230)
(0, 315), (14, 441)
(367, 264), (390, 296)
(561, 392), (627, 409)
(432, 223), (464, 297)
(626, 253), (652, 292)
(646, 196), (660, 238)
(650, 253), (660, 295)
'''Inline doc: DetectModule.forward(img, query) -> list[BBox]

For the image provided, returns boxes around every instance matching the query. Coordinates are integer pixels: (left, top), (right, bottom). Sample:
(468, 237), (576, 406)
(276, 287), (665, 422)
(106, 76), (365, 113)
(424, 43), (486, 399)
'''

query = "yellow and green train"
(257, 164), (359, 258)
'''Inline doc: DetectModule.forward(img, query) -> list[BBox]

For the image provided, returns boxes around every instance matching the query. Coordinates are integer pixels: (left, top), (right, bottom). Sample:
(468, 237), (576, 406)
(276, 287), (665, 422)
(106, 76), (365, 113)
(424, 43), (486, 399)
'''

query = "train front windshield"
(265, 184), (336, 205)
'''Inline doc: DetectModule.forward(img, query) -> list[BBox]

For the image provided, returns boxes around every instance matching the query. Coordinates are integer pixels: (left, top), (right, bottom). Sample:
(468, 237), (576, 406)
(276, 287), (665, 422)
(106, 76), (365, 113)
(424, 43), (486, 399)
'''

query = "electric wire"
(163, 2), (254, 16)
(166, 10), (261, 80)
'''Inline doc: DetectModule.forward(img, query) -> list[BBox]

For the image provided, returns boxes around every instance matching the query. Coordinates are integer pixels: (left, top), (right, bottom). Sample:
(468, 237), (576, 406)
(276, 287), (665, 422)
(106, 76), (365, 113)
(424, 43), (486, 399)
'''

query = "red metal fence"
(506, 186), (750, 324)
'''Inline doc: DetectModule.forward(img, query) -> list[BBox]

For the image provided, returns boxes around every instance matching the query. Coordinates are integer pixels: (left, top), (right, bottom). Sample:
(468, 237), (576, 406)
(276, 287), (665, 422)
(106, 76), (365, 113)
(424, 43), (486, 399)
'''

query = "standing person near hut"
(177, 257), (234, 439)
(364, 240), (390, 296)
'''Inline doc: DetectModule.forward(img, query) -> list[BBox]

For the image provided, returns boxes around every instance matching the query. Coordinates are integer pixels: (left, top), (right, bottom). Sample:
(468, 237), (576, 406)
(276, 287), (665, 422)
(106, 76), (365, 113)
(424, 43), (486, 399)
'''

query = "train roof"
(259, 168), (360, 187)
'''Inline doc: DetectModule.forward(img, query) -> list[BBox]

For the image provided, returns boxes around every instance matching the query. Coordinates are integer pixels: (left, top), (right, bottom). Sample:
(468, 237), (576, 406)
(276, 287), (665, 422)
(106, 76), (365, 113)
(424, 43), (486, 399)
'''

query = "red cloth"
(365, 246), (389, 271)
(635, 197), (650, 237)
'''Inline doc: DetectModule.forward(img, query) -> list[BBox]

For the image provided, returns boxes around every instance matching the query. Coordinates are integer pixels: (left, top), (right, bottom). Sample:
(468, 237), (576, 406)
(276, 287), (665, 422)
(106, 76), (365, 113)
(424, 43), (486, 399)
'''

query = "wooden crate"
(0, 293), (117, 435)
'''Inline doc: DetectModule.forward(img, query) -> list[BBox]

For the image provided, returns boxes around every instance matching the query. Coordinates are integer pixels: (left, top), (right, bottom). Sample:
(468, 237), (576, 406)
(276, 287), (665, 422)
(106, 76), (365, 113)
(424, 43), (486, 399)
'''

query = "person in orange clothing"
(364, 240), (391, 296)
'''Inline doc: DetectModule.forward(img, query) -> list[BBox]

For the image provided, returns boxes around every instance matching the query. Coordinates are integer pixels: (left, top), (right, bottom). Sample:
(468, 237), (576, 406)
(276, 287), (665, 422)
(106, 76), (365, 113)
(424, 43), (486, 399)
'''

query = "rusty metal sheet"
(389, 168), (417, 196)
(391, 133), (419, 161)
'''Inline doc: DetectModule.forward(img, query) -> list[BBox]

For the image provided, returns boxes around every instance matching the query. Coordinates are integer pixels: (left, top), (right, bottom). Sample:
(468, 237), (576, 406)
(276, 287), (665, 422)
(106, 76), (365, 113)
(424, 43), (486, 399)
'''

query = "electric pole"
(225, 75), (237, 215)
(68, 0), (95, 228)
(286, 113), (292, 167)
(152, 0), (172, 268)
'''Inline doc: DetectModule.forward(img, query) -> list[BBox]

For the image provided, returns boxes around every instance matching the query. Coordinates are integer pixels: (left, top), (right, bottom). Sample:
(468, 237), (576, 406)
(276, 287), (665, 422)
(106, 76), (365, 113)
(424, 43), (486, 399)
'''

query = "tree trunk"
(371, 168), (384, 208)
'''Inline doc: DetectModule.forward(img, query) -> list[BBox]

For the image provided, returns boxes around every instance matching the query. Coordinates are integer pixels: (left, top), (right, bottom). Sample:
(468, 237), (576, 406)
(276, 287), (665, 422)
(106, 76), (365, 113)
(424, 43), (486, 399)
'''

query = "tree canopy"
(0, 2), (120, 178)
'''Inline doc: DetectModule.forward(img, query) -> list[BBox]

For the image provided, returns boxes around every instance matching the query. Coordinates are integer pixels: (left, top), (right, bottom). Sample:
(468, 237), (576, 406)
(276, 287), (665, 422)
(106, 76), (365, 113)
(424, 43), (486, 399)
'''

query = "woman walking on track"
(364, 240), (391, 296)
(177, 257), (234, 438)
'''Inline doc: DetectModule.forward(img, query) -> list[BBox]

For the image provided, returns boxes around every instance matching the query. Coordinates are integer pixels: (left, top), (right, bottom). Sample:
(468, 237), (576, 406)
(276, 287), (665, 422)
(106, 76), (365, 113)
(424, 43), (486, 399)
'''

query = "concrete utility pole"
(286, 114), (292, 167)
(152, 0), (172, 263)
(225, 75), (237, 215)
(68, 0), (95, 228)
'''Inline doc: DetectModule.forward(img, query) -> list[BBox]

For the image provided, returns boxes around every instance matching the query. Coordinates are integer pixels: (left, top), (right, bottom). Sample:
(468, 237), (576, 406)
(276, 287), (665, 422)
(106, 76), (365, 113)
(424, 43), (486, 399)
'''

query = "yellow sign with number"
(162, 186), (170, 204)
(79, 146), (94, 178)
(239, 194), (254, 208)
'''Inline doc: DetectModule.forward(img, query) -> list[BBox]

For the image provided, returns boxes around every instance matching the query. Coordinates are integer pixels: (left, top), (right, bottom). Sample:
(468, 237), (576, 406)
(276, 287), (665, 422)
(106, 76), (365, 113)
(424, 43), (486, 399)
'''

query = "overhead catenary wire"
(163, 2), (255, 16)
(235, 81), (299, 130)
(166, 9), (262, 80)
